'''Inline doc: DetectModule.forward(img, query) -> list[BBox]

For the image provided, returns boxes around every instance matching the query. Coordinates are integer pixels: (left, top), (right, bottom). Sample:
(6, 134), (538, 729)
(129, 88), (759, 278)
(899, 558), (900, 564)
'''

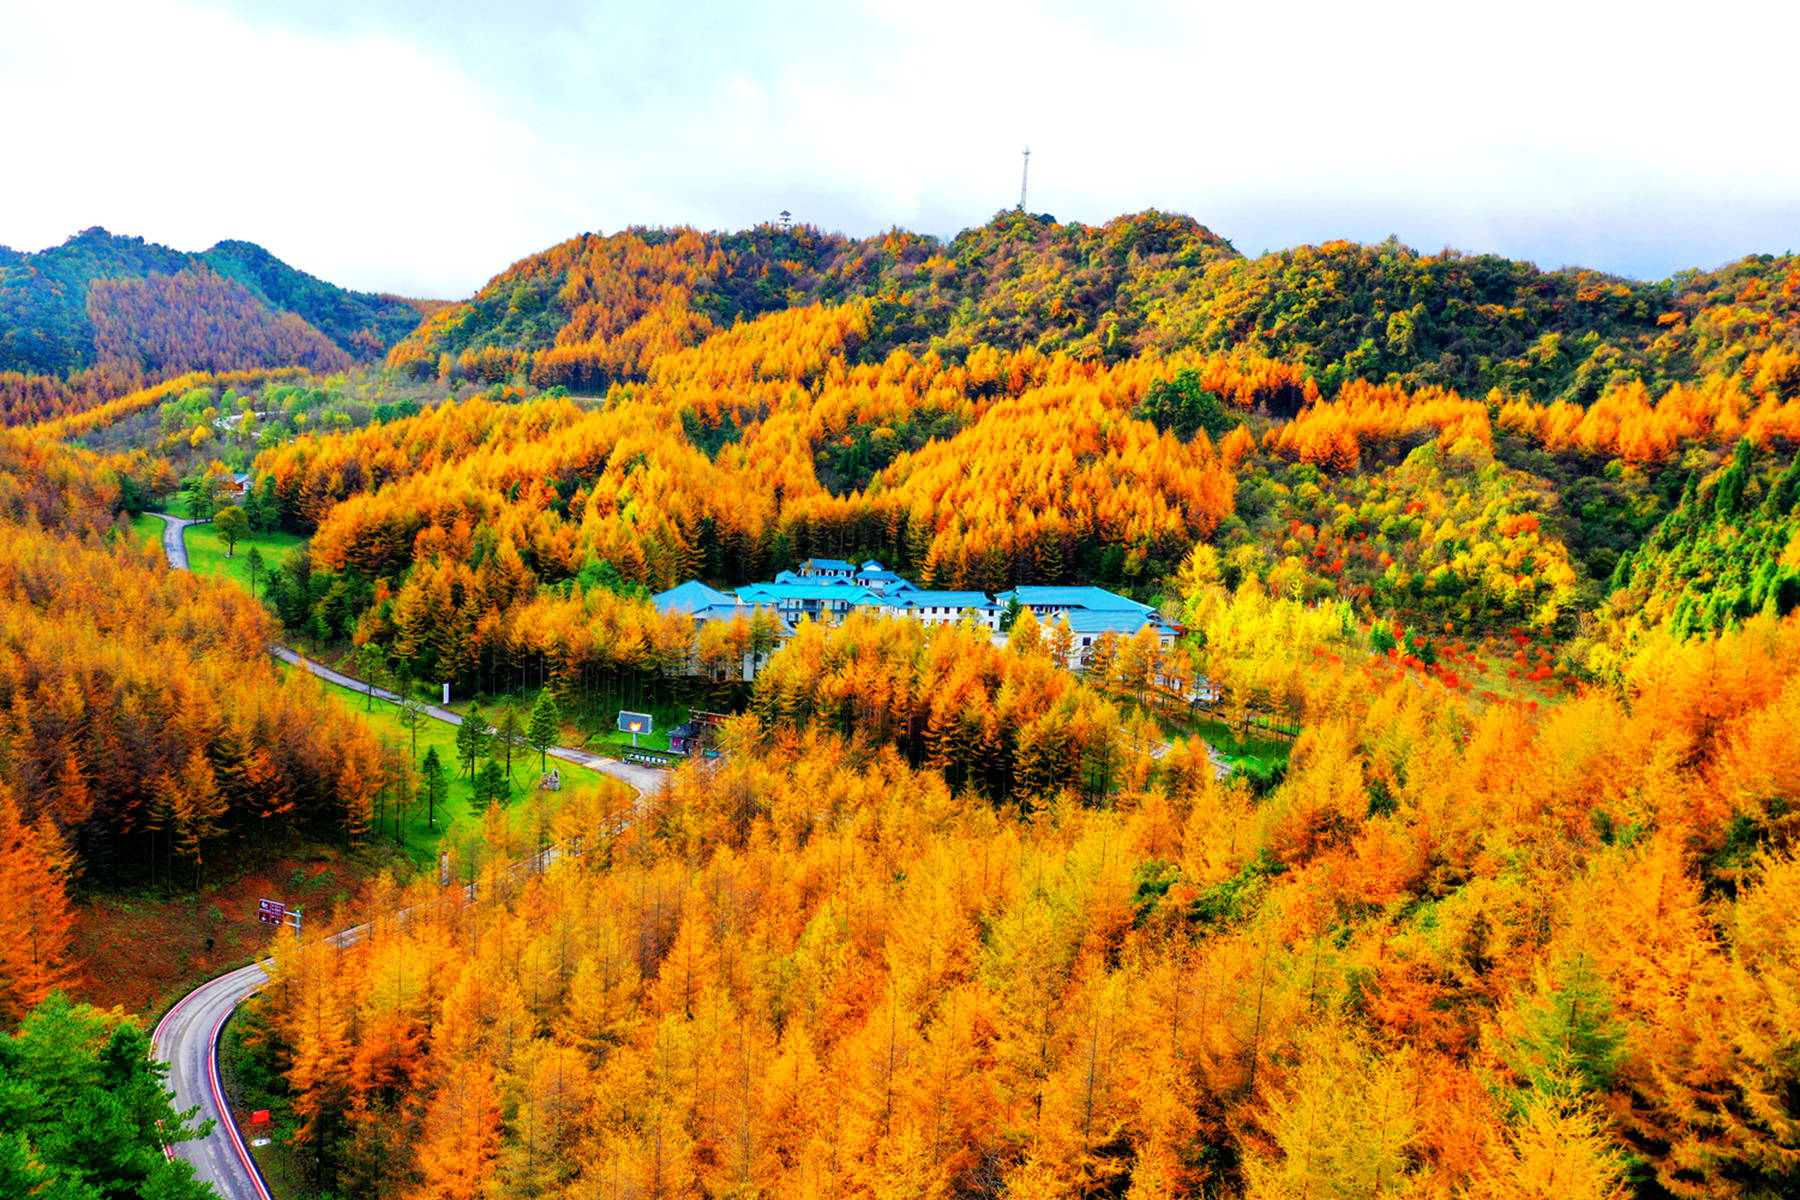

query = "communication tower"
(1019, 148), (1031, 211)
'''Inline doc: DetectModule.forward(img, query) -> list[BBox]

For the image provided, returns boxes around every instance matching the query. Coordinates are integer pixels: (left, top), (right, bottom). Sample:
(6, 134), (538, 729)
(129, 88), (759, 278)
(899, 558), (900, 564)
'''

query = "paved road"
(152, 511), (201, 569)
(152, 962), (273, 1200)
(1146, 737), (1233, 779)
(145, 513), (660, 1198)
(150, 513), (663, 797)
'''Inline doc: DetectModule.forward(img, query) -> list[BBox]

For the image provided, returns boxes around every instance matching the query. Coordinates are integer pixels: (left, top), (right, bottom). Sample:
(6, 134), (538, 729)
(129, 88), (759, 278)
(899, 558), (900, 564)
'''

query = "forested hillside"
(0, 434), (403, 1024)
(0, 228), (426, 425)
(244, 615), (1800, 1200)
(8, 208), (1800, 1200)
(386, 211), (1800, 410)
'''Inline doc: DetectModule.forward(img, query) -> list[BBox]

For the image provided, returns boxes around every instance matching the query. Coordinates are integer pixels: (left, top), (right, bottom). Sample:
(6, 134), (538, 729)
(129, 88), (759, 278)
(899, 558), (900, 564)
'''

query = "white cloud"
(1, 0), (1795, 296)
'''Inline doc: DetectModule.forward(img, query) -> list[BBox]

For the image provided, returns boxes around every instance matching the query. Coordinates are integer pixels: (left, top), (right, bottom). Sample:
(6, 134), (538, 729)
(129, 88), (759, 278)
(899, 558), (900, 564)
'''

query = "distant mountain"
(203, 239), (424, 357)
(387, 210), (1241, 388)
(388, 211), (1800, 404)
(0, 227), (425, 378)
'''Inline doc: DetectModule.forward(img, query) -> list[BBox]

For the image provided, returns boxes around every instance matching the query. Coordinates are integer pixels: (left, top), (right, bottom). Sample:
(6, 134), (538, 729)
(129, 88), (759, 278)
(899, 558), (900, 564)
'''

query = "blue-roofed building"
(1038, 608), (1180, 670)
(851, 567), (917, 596)
(993, 586), (1156, 619)
(651, 580), (739, 616)
(887, 590), (1004, 632)
(796, 558), (856, 580)
(652, 581), (792, 681)
(736, 581), (889, 624)
(994, 587), (1180, 672)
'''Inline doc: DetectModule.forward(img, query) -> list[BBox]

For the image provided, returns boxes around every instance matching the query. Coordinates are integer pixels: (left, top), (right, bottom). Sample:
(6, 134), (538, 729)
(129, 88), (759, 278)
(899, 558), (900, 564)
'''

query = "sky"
(1, 0), (1795, 300)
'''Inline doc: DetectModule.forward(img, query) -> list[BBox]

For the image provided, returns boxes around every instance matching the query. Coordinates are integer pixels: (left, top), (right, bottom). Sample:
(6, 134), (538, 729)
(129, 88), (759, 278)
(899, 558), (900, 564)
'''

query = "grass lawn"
(127, 512), (164, 549)
(1189, 717), (1294, 764)
(182, 523), (307, 595)
(299, 668), (610, 864)
(596, 726), (674, 753)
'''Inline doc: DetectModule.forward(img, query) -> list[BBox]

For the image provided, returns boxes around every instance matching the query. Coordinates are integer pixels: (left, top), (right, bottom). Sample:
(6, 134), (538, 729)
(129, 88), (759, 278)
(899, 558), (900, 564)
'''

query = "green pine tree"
(0, 994), (213, 1199)
(455, 705), (489, 782)
(526, 690), (561, 773)
(419, 746), (446, 830)
(476, 758), (510, 807)
(495, 707), (523, 779)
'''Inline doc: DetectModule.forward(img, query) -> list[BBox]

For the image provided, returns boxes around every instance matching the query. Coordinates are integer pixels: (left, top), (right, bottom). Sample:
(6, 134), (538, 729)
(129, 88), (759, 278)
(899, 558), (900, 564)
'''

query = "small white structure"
(795, 558), (856, 581)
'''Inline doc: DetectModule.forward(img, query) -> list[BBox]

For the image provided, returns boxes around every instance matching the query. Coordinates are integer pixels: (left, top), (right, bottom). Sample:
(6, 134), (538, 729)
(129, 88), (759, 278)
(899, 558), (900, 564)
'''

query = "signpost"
(617, 710), (653, 748)
(256, 898), (302, 934)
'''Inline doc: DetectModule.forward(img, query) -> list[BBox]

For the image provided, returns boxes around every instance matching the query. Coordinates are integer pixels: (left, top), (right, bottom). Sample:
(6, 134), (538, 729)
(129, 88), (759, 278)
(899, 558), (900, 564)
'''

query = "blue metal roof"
(994, 586), (1153, 615)
(736, 583), (887, 604)
(653, 580), (738, 615)
(890, 591), (996, 609)
(799, 558), (856, 572)
(1058, 609), (1170, 635)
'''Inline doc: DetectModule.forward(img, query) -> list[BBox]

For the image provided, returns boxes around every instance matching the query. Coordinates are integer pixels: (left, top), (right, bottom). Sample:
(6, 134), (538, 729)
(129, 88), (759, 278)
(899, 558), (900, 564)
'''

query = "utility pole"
(1019, 147), (1031, 211)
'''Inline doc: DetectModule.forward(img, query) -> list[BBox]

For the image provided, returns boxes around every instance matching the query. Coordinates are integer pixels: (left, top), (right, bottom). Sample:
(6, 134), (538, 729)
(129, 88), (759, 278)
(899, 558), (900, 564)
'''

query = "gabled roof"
(799, 558), (856, 572)
(890, 590), (996, 609)
(652, 580), (738, 615)
(859, 559), (887, 570)
(1059, 609), (1170, 636)
(688, 602), (749, 623)
(736, 583), (887, 605)
(995, 586), (1154, 615)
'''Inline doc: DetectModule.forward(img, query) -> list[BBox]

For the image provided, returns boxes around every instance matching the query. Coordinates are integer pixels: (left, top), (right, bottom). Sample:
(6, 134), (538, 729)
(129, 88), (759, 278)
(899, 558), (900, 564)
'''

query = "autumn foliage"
(0, 520), (395, 894)
(243, 612), (1800, 1199)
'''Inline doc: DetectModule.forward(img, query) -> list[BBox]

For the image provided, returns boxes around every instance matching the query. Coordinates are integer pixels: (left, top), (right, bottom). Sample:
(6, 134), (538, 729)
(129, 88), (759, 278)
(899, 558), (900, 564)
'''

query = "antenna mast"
(1019, 147), (1031, 211)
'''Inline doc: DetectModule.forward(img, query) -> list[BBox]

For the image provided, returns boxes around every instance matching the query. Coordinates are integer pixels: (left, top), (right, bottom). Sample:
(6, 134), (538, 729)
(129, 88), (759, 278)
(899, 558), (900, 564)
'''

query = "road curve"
(148, 513), (664, 799)
(151, 962), (272, 1200)
(145, 513), (661, 1197)
(265, 645), (664, 797)
(152, 511), (201, 569)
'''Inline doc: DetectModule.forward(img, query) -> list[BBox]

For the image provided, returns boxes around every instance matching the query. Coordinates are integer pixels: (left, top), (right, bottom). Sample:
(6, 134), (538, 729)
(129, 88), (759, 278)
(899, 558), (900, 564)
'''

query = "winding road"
(146, 513), (658, 1198)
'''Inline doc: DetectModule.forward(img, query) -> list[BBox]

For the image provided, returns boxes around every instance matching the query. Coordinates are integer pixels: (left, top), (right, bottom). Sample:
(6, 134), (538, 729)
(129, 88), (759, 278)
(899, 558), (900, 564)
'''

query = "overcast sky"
(2, 0), (1795, 299)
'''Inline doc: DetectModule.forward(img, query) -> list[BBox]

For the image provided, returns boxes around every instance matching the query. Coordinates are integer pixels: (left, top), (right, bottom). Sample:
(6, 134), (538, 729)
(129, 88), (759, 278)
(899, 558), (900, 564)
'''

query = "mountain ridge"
(0, 226), (426, 378)
(385, 210), (1800, 404)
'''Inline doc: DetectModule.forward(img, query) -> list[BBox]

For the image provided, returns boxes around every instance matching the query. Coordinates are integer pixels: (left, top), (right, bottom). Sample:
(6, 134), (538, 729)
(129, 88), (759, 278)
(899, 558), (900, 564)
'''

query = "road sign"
(251, 1110), (271, 1125)
(617, 710), (652, 747)
(257, 899), (286, 925)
